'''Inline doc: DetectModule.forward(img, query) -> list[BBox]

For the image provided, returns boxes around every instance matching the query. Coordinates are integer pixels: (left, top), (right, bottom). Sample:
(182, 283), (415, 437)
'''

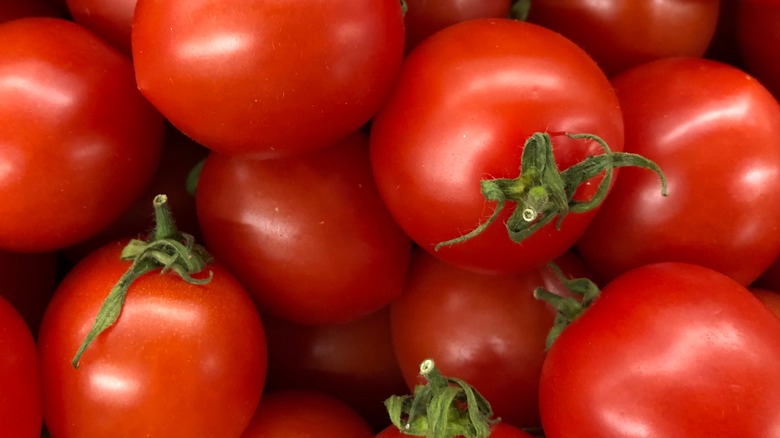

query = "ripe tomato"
(0, 250), (58, 336)
(38, 239), (267, 437)
(263, 307), (408, 430)
(539, 262), (780, 437)
(390, 247), (554, 428)
(370, 18), (624, 274)
(0, 295), (42, 438)
(0, 17), (164, 253)
(737, 0), (780, 99)
(240, 390), (374, 438)
(133, 0), (404, 158)
(403, 0), (511, 53)
(196, 131), (412, 325)
(576, 57), (780, 286)
(526, 0), (720, 76)
(66, 0), (137, 54)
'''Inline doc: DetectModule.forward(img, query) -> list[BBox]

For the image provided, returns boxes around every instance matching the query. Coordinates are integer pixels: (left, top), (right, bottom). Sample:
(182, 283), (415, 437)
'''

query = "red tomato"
(263, 307), (408, 430)
(0, 0), (61, 22)
(391, 247), (554, 428)
(38, 239), (267, 437)
(66, 0), (136, 54)
(0, 17), (164, 253)
(751, 287), (780, 318)
(63, 124), (209, 263)
(576, 57), (780, 286)
(370, 18), (624, 274)
(539, 262), (780, 437)
(526, 0), (720, 76)
(196, 131), (412, 325)
(132, 0), (404, 158)
(403, 0), (511, 53)
(240, 390), (374, 438)
(737, 0), (780, 99)
(375, 422), (533, 438)
(0, 250), (58, 336)
(0, 295), (42, 438)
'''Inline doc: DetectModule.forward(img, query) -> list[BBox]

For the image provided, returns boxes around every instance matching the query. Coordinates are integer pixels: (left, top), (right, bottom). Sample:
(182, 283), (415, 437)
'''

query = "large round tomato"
(370, 18), (624, 274)
(263, 307), (408, 430)
(576, 57), (780, 286)
(38, 239), (267, 437)
(66, 0), (136, 54)
(240, 390), (374, 438)
(737, 0), (780, 99)
(390, 247), (554, 428)
(0, 295), (42, 438)
(196, 131), (412, 325)
(539, 262), (780, 437)
(0, 17), (164, 253)
(132, 0), (404, 158)
(525, 0), (720, 76)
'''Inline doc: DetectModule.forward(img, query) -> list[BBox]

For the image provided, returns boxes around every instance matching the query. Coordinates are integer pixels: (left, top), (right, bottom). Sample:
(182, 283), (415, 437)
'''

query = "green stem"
(72, 194), (213, 369)
(385, 359), (498, 438)
(435, 132), (667, 250)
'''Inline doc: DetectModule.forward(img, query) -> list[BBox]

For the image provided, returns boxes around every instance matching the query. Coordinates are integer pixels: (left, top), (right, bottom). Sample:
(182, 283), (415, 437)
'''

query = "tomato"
(132, 0), (404, 158)
(263, 306), (408, 430)
(0, 0), (61, 22)
(526, 0), (720, 76)
(370, 18), (624, 274)
(403, 0), (511, 53)
(751, 288), (780, 318)
(375, 422), (533, 438)
(0, 17), (164, 253)
(38, 238), (267, 437)
(390, 247), (555, 428)
(576, 57), (780, 286)
(196, 130), (412, 325)
(0, 295), (42, 438)
(63, 124), (209, 264)
(737, 0), (780, 99)
(0, 250), (58, 336)
(66, 0), (136, 54)
(240, 390), (374, 438)
(539, 262), (780, 437)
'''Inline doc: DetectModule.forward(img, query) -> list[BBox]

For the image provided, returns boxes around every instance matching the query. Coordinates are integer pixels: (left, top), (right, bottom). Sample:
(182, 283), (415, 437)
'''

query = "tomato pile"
(2, 0), (780, 437)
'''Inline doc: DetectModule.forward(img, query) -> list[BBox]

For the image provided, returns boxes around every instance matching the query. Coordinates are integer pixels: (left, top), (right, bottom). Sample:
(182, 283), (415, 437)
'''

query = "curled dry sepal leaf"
(435, 132), (668, 250)
(534, 263), (601, 350)
(385, 359), (499, 438)
(71, 194), (214, 368)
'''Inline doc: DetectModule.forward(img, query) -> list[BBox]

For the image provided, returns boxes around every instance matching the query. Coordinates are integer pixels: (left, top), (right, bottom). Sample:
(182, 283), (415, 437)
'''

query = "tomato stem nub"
(385, 359), (499, 438)
(71, 194), (213, 369)
(434, 132), (668, 250)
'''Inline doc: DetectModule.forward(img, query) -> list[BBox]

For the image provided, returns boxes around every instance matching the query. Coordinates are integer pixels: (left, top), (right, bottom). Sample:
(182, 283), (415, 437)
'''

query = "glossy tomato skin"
(66, 0), (136, 54)
(391, 247), (555, 428)
(370, 18), (623, 274)
(38, 240), (267, 437)
(133, 0), (404, 158)
(0, 17), (164, 253)
(375, 422), (533, 438)
(576, 57), (780, 286)
(737, 0), (780, 99)
(539, 262), (780, 437)
(240, 390), (374, 438)
(526, 0), (720, 76)
(196, 131), (412, 325)
(0, 295), (42, 438)
(263, 307), (408, 430)
(403, 0), (511, 53)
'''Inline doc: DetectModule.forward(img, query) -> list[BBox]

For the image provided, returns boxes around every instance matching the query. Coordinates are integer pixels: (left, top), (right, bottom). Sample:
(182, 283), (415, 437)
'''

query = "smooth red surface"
(66, 0), (137, 54)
